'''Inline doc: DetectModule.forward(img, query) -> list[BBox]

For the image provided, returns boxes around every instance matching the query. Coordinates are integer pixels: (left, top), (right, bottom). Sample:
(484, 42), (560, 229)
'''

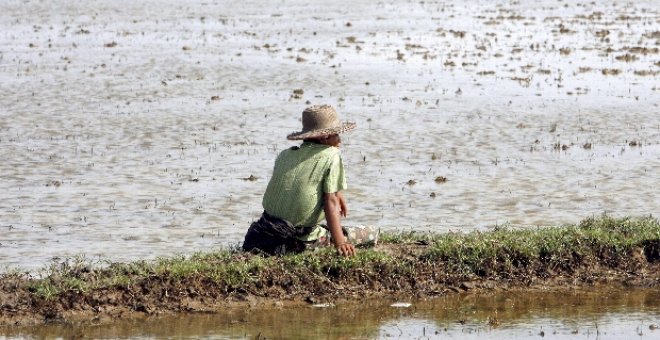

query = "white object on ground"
(390, 302), (412, 308)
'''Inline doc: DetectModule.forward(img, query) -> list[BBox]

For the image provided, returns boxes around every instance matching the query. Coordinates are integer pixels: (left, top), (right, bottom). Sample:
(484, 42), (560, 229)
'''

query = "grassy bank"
(1, 216), (659, 324)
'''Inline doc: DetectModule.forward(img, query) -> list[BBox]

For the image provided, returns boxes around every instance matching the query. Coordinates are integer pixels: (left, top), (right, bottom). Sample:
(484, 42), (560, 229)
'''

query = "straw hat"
(287, 105), (357, 140)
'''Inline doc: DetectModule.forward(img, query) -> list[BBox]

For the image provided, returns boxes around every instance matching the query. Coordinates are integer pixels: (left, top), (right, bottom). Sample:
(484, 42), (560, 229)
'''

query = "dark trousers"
(242, 211), (312, 256)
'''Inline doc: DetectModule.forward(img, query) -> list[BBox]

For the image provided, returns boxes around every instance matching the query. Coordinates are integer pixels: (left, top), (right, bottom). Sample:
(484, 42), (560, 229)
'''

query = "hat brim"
(287, 122), (357, 140)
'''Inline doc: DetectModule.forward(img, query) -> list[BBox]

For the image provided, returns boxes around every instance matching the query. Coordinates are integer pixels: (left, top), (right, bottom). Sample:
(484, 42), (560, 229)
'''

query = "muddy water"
(2, 288), (659, 339)
(1, 0), (659, 270)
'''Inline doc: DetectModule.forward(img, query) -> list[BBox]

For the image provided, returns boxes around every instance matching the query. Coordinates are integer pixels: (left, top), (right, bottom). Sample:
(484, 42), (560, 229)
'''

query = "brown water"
(2, 287), (659, 339)
(1, 0), (659, 270)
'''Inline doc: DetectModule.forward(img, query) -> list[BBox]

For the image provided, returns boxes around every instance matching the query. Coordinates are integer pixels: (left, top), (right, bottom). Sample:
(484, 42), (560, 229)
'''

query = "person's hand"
(335, 242), (355, 257)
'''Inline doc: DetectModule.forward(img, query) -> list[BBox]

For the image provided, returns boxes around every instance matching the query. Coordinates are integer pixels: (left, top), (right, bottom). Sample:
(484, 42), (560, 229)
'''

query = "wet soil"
(1, 243), (659, 327)
(4, 287), (660, 339)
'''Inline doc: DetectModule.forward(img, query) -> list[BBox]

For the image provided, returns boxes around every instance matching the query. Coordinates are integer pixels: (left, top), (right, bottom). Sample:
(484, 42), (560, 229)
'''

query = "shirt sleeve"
(323, 151), (347, 193)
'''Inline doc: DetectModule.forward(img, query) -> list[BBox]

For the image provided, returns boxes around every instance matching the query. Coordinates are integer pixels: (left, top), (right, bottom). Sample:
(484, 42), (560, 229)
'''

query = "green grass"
(13, 215), (660, 300)
(423, 215), (660, 276)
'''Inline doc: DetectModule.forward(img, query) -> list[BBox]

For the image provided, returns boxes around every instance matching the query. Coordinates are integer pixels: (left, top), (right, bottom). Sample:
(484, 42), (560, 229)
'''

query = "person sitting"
(242, 105), (377, 257)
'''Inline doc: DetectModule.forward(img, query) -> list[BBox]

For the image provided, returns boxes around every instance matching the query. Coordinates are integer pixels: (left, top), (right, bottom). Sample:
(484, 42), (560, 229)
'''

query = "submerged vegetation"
(1, 216), (659, 325)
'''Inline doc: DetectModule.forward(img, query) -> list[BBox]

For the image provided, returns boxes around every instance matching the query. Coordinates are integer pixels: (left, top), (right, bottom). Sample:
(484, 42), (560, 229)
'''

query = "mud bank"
(1, 216), (658, 327)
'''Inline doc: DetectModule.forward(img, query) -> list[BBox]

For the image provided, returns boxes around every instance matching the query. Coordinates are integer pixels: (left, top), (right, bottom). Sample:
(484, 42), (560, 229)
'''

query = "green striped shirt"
(262, 142), (347, 236)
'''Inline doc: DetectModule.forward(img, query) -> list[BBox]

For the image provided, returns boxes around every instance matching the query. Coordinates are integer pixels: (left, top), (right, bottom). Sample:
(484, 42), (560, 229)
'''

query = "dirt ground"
(1, 244), (658, 327)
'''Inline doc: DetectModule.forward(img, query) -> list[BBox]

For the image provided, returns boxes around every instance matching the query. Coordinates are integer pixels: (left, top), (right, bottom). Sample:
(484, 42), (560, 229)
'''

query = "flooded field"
(1, 0), (659, 270)
(2, 287), (659, 339)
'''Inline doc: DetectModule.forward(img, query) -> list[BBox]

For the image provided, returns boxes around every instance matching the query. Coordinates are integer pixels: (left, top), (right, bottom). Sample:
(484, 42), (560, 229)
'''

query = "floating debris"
(634, 70), (659, 76)
(46, 180), (61, 187)
(615, 54), (637, 62)
(449, 30), (466, 38)
(558, 24), (574, 34)
(602, 68), (621, 75)
(291, 89), (304, 99)
(595, 29), (610, 37)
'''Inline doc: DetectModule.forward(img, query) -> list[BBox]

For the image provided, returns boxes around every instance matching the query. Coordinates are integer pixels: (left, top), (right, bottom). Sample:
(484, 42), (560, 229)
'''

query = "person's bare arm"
(336, 191), (348, 218)
(324, 192), (355, 257)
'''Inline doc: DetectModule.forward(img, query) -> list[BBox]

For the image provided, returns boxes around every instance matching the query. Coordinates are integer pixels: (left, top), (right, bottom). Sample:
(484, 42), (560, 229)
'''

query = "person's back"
(242, 105), (376, 256)
(262, 142), (345, 232)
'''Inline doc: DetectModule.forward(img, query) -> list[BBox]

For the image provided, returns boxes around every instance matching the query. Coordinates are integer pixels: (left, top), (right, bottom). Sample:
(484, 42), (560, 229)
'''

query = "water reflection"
(3, 287), (659, 339)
